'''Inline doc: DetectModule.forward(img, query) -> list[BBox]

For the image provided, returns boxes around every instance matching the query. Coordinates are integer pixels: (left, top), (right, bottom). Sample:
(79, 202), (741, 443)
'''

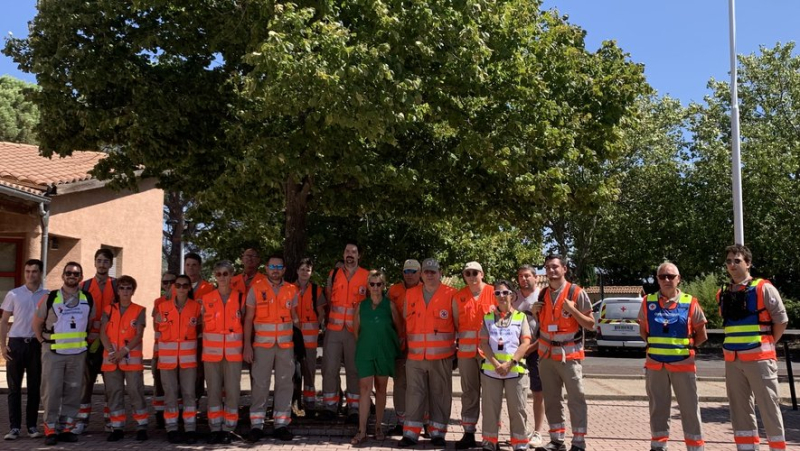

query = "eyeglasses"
(118, 286), (134, 291)
(369, 282), (383, 287)
(494, 290), (512, 297)
(214, 272), (230, 277)
(463, 270), (480, 277)
(657, 274), (679, 281)
(725, 258), (744, 266)
(544, 265), (562, 271)
(64, 271), (81, 277)
(161, 279), (176, 285)
(268, 264), (285, 270)
(174, 283), (191, 289)
(403, 269), (418, 275)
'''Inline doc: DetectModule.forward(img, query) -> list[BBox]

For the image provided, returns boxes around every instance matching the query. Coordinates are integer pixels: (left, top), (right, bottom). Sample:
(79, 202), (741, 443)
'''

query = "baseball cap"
(403, 259), (421, 271)
(421, 258), (440, 271)
(463, 261), (483, 273)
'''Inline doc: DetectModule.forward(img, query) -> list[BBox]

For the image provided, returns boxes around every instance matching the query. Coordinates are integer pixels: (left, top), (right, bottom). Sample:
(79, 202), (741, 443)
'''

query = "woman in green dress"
(351, 269), (402, 445)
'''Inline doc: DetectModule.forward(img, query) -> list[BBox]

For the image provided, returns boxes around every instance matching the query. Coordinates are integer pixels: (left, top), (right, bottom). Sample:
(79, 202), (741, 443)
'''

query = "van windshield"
(602, 302), (640, 320)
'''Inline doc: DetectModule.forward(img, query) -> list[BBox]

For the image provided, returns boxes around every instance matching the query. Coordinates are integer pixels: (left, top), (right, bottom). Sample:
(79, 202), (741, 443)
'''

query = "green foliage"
(0, 75), (39, 144)
(680, 273), (725, 329)
(784, 297), (800, 329)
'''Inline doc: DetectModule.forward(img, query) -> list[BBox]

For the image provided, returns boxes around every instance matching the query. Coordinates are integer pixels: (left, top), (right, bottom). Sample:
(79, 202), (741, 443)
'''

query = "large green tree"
(0, 75), (39, 144)
(5, 0), (648, 276)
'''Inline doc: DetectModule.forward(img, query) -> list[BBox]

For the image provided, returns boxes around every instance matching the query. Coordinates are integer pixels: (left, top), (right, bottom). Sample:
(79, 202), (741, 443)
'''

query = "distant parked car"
(594, 297), (645, 352)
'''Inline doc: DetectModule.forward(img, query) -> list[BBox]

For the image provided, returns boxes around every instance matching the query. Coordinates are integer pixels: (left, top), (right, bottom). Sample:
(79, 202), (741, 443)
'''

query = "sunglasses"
(463, 270), (480, 277)
(369, 282), (383, 287)
(403, 269), (418, 275)
(657, 274), (678, 281)
(161, 279), (176, 285)
(174, 283), (191, 289)
(214, 271), (230, 277)
(118, 286), (134, 291)
(64, 271), (81, 277)
(494, 290), (512, 297)
(725, 258), (744, 265)
(268, 264), (285, 270)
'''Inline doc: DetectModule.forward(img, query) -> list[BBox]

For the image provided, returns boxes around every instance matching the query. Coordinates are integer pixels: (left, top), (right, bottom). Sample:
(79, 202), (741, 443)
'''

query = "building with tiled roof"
(584, 285), (645, 302)
(0, 141), (163, 356)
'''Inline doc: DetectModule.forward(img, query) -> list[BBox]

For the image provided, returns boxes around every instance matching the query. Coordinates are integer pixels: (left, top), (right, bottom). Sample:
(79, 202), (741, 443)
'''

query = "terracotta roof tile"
(0, 179), (47, 197)
(0, 141), (104, 190)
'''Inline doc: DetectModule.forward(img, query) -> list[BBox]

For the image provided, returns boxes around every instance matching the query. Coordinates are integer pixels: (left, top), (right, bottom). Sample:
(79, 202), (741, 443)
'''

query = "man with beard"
(320, 242), (370, 423)
(76, 249), (117, 434)
(33, 262), (95, 445)
(514, 265), (545, 447)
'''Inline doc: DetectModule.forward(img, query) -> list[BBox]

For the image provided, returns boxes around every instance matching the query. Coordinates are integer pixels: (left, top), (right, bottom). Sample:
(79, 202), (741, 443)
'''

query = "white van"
(594, 297), (645, 352)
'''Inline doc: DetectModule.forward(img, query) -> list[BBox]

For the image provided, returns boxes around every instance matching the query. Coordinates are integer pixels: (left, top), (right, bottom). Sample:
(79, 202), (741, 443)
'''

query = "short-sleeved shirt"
(35, 289), (96, 352)
(479, 311), (533, 348)
(1, 285), (48, 338)
(638, 290), (707, 371)
(546, 283), (593, 314)
(513, 288), (540, 337)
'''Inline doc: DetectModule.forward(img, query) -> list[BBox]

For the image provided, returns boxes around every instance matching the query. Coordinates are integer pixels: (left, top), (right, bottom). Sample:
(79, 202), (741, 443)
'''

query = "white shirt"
(1, 284), (49, 338)
(513, 288), (540, 336)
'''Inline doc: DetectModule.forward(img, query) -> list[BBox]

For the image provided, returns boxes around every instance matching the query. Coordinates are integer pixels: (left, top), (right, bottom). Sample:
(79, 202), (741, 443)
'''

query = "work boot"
(167, 431), (182, 444)
(318, 410), (336, 421)
(274, 427), (294, 441)
(398, 437), (417, 448)
(220, 431), (232, 444)
(456, 432), (477, 449)
(568, 446), (585, 451)
(58, 432), (78, 443)
(155, 411), (165, 429)
(431, 436), (447, 448)
(388, 424), (404, 436)
(481, 441), (497, 451)
(107, 429), (124, 442)
(184, 431), (197, 444)
(247, 427), (264, 443)
(535, 441), (567, 451)
(44, 434), (58, 446)
(135, 430), (148, 441)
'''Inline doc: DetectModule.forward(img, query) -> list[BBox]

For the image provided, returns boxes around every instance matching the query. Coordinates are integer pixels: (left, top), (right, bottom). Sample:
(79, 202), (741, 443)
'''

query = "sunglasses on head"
(463, 270), (480, 277)
(174, 283), (191, 289)
(369, 282), (383, 287)
(657, 274), (678, 281)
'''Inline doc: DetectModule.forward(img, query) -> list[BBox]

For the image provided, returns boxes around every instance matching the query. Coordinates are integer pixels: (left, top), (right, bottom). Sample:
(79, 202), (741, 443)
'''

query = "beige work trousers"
(403, 357), (453, 442)
(103, 368), (148, 430)
(301, 346), (317, 409)
(725, 358), (785, 451)
(321, 328), (359, 414)
(250, 346), (294, 429)
(645, 368), (704, 450)
(539, 357), (587, 449)
(41, 351), (86, 435)
(205, 359), (242, 432)
(459, 356), (481, 433)
(481, 373), (530, 451)
(161, 366), (197, 432)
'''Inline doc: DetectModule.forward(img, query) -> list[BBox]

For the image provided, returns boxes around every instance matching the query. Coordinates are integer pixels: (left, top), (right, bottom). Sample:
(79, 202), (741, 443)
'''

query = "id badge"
(548, 324), (558, 332)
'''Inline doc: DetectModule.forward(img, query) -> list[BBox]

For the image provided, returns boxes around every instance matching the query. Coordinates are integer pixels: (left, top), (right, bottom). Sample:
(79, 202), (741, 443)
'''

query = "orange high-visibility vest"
(151, 295), (168, 358)
(388, 282), (414, 344)
(201, 289), (245, 362)
(327, 267), (369, 332)
(538, 282), (586, 361)
(296, 283), (323, 349)
(405, 284), (457, 361)
(231, 272), (267, 296)
(83, 277), (116, 343)
(454, 284), (496, 359)
(156, 299), (200, 369)
(101, 302), (145, 371)
(251, 280), (297, 349)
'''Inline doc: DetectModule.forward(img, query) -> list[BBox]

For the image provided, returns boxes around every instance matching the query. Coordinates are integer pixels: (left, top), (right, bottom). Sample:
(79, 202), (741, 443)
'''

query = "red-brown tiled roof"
(0, 141), (104, 192)
(584, 285), (645, 295)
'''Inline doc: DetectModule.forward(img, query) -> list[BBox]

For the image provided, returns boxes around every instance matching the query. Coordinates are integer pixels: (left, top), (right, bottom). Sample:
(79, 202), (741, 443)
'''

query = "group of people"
(0, 242), (789, 451)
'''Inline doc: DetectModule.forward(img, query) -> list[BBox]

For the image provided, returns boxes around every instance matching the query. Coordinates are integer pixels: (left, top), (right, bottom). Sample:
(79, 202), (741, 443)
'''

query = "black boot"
(455, 432), (476, 449)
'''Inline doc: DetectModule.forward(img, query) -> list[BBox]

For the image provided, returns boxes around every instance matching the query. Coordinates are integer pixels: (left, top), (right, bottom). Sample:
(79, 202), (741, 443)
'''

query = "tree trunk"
(283, 174), (311, 282)
(163, 191), (186, 275)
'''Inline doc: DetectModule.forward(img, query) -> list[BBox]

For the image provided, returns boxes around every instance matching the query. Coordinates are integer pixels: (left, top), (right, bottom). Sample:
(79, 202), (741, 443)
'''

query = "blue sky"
(1, 1), (798, 105)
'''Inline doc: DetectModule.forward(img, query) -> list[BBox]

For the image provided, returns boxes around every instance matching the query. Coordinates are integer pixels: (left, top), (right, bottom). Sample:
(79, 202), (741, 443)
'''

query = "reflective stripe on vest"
(454, 285), (497, 359)
(47, 291), (91, 355)
(102, 302), (145, 371)
(201, 290), (244, 362)
(328, 267), (369, 331)
(720, 278), (776, 361)
(252, 281), (297, 349)
(481, 311), (526, 379)
(297, 283), (321, 348)
(83, 277), (116, 343)
(405, 284), (456, 360)
(646, 293), (693, 363)
(538, 282), (585, 361)
(155, 299), (200, 369)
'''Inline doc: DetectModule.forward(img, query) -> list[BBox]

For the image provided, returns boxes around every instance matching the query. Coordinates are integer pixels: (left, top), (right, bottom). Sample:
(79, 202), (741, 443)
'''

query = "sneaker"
(274, 427), (294, 441)
(398, 437), (417, 448)
(107, 429), (124, 442)
(247, 427), (264, 443)
(535, 441), (566, 451)
(58, 432), (78, 443)
(4, 429), (20, 440)
(27, 427), (44, 439)
(44, 434), (58, 446)
(184, 431), (197, 444)
(528, 431), (543, 447)
(388, 424), (404, 436)
(135, 430), (148, 441)
(431, 436), (447, 448)
(167, 430), (182, 444)
(456, 432), (476, 449)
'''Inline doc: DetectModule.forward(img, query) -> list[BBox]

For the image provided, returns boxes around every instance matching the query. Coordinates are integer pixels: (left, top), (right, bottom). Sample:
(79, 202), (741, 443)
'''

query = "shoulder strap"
(311, 283), (318, 305)
(82, 279), (92, 292)
(567, 283), (578, 301)
(538, 288), (546, 303)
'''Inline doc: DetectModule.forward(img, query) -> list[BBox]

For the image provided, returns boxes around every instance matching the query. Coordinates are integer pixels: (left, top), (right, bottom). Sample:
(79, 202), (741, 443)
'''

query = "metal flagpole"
(728, 0), (745, 245)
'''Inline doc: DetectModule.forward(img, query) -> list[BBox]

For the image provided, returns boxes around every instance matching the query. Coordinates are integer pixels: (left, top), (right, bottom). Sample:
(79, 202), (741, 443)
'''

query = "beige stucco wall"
(46, 178), (163, 358)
